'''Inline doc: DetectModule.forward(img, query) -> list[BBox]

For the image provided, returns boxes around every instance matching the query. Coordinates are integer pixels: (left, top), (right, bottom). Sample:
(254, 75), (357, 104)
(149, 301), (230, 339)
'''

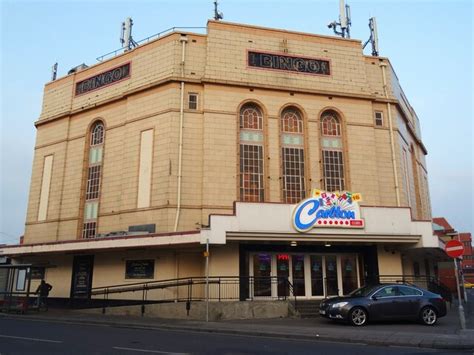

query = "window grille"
(282, 147), (305, 203)
(281, 108), (303, 133)
(239, 144), (264, 202)
(239, 104), (264, 202)
(188, 93), (198, 110)
(85, 166), (101, 200)
(322, 150), (345, 192)
(91, 123), (104, 145)
(320, 111), (345, 192)
(82, 222), (97, 239)
(240, 104), (263, 130)
(321, 112), (341, 136)
(375, 111), (383, 126)
(280, 108), (305, 203)
(82, 121), (104, 238)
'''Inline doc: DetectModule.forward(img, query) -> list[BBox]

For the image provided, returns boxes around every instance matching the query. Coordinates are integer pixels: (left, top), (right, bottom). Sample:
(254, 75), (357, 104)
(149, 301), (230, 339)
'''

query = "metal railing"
(96, 27), (206, 62)
(88, 276), (297, 316)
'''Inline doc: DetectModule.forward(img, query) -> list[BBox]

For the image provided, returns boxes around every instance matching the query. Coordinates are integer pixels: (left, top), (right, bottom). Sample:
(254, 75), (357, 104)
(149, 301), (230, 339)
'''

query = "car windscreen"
(349, 285), (380, 297)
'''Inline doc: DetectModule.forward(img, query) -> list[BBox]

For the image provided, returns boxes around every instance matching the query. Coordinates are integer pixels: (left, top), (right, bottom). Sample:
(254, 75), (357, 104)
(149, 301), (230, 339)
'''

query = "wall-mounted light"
(325, 242), (331, 247)
(290, 241), (297, 247)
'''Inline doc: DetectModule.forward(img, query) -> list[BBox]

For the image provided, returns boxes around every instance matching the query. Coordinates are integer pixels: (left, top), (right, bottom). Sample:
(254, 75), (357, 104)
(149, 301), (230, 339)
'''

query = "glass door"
(341, 255), (359, 295)
(292, 255), (306, 296)
(325, 255), (338, 296)
(276, 254), (290, 297)
(310, 255), (324, 296)
(253, 253), (271, 297)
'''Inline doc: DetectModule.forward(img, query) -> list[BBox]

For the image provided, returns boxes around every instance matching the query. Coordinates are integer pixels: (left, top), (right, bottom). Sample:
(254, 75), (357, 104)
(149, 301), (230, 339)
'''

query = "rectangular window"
(188, 93), (198, 110)
(125, 259), (155, 279)
(82, 221), (97, 239)
(85, 165), (101, 200)
(31, 267), (46, 280)
(16, 269), (27, 291)
(240, 144), (264, 202)
(374, 111), (383, 126)
(402, 148), (411, 206)
(322, 150), (344, 192)
(282, 147), (305, 203)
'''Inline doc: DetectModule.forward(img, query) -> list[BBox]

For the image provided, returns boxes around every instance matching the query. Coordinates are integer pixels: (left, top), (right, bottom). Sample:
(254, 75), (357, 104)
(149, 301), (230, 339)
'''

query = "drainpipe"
(379, 62), (401, 207)
(174, 35), (188, 232)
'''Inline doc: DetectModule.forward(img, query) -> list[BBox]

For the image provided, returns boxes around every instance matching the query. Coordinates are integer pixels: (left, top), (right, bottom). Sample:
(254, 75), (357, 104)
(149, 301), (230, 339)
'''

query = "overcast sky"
(0, 0), (472, 245)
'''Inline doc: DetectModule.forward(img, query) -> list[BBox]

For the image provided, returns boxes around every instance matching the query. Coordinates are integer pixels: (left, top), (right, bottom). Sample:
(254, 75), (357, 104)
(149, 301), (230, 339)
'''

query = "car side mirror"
(371, 295), (378, 301)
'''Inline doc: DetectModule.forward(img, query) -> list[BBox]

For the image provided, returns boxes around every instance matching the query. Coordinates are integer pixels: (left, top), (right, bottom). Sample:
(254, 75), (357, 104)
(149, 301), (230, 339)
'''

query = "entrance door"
(70, 255), (94, 298)
(292, 255), (306, 296)
(341, 255), (358, 295)
(253, 253), (271, 297)
(276, 254), (290, 298)
(325, 255), (338, 296)
(310, 255), (324, 296)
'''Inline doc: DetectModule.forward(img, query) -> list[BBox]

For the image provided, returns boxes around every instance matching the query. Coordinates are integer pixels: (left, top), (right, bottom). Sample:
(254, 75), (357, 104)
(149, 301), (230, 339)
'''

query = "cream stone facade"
(1, 21), (442, 305)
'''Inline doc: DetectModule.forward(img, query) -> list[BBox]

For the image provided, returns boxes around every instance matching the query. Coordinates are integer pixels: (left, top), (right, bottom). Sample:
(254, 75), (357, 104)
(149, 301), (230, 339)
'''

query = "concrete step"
(295, 300), (322, 318)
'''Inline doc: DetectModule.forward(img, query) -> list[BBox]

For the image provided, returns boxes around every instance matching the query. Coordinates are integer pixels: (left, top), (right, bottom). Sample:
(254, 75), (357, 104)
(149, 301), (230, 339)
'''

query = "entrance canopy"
(201, 202), (438, 248)
(0, 231), (201, 257)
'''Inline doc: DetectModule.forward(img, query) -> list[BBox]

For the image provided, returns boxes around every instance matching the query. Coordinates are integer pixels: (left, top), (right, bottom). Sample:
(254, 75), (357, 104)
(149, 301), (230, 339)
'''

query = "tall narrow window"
(280, 107), (305, 203)
(320, 111), (345, 192)
(239, 103), (264, 202)
(82, 121), (104, 238)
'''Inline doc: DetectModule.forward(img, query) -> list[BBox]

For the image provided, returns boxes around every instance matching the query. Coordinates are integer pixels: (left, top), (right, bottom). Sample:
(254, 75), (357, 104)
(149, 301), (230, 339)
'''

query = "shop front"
(203, 190), (440, 299)
(249, 252), (360, 298)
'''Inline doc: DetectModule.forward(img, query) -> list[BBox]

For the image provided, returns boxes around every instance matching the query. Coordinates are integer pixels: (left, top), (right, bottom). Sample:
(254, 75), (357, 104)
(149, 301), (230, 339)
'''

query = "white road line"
(112, 347), (189, 354)
(0, 334), (63, 343)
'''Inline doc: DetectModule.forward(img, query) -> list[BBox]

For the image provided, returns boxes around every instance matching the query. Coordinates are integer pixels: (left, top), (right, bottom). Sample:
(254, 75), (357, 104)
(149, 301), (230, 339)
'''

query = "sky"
(0, 0), (472, 245)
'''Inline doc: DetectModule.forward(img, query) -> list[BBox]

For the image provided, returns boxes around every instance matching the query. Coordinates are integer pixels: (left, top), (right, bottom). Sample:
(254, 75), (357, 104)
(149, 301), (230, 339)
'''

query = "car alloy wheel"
(421, 307), (437, 325)
(350, 307), (367, 326)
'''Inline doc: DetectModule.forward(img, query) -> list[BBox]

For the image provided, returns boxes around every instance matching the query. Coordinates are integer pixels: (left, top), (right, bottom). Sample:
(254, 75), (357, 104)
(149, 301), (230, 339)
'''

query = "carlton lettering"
(75, 63), (131, 96)
(292, 190), (364, 232)
(248, 51), (330, 75)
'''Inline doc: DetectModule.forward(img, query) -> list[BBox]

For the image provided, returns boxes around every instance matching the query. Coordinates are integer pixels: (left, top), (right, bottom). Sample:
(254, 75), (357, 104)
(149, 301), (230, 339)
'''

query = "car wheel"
(420, 306), (437, 326)
(349, 307), (368, 326)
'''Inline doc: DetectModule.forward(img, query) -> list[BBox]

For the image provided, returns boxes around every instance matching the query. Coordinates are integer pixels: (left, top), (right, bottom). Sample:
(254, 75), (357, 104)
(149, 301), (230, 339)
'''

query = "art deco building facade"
(1, 21), (442, 302)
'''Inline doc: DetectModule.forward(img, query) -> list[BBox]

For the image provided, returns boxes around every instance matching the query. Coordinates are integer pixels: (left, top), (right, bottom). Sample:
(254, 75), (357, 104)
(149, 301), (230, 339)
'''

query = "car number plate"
(319, 310), (326, 315)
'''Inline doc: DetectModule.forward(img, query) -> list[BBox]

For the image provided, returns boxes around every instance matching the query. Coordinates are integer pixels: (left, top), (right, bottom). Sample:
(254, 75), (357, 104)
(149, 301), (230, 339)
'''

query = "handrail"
(96, 26), (206, 62)
(87, 276), (298, 315)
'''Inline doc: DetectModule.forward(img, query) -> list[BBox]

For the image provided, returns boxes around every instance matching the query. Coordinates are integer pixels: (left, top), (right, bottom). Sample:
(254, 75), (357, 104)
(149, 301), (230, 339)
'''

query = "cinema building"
(0, 20), (444, 312)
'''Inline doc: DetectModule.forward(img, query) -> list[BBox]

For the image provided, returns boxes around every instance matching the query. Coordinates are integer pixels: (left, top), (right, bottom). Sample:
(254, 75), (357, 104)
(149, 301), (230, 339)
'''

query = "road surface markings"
(112, 347), (189, 354)
(0, 334), (62, 343)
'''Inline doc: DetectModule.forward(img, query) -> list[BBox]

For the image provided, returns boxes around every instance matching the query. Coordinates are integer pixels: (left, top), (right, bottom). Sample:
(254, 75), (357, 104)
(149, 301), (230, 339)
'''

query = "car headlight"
(331, 301), (348, 308)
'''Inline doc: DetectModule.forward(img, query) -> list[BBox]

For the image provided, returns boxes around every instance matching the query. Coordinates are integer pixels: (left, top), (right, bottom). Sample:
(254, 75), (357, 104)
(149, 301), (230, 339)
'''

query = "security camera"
(328, 22), (334, 28)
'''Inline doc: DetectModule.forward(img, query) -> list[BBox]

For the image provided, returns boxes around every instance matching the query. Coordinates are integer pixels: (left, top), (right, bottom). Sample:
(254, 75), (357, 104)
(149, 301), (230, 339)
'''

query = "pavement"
(1, 300), (473, 352)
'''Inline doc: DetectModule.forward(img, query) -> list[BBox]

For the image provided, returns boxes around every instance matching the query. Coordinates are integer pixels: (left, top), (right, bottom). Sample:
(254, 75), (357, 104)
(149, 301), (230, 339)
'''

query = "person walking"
(35, 279), (53, 310)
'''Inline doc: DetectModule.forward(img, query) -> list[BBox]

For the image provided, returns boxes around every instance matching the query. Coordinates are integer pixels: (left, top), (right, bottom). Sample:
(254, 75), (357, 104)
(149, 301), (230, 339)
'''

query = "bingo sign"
(292, 189), (364, 232)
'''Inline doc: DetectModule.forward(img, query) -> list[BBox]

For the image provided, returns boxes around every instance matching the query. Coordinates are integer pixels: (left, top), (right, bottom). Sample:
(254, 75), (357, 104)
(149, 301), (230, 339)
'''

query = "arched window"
(320, 111), (345, 192)
(82, 121), (105, 238)
(239, 103), (264, 202)
(280, 107), (305, 203)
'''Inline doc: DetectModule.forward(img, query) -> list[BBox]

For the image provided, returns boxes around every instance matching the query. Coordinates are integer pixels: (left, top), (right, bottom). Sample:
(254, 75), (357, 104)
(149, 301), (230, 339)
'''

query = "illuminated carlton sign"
(292, 190), (364, 232)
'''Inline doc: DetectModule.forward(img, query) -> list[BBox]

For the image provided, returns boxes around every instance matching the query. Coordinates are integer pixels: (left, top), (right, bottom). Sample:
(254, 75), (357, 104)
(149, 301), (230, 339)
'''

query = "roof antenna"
(328, 0), (351, 39)
(51, 62), (58, 81)
(363, 17), (379, 56)
(120, 17), (138, 51)
(214, 0), (224, 20)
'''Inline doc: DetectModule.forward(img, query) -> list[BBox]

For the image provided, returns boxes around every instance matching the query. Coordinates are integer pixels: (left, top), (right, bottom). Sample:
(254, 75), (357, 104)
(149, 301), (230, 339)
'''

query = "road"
(0, 317), (469, 355)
